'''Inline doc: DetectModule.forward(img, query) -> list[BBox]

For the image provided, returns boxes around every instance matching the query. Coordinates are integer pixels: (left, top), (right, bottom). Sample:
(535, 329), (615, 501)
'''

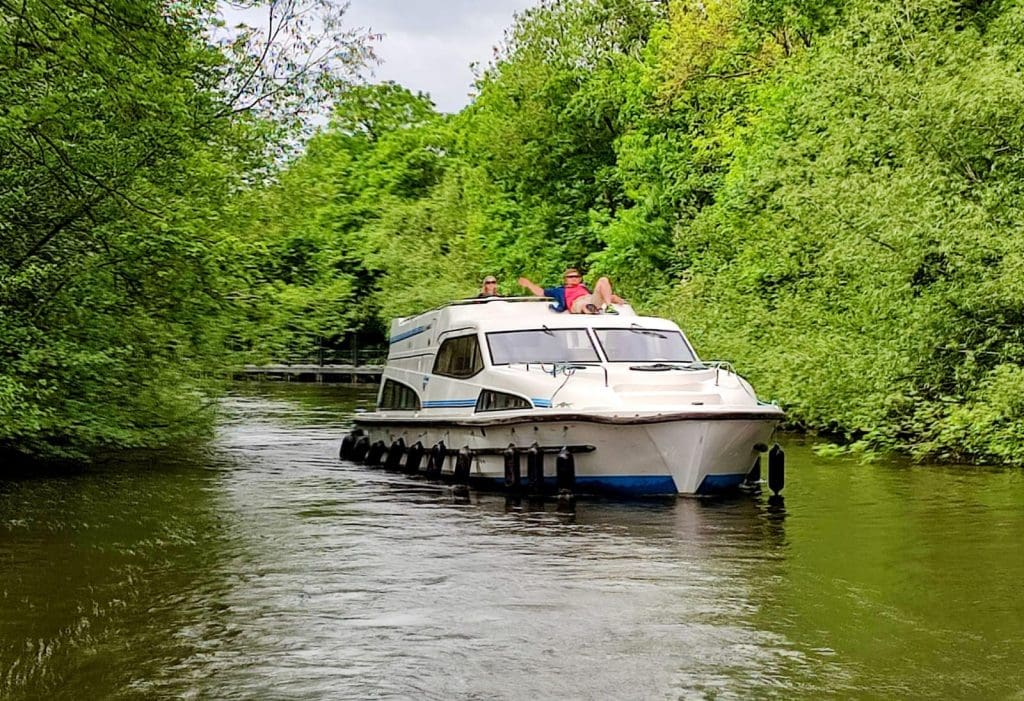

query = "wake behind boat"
(339, 297), (785, 496)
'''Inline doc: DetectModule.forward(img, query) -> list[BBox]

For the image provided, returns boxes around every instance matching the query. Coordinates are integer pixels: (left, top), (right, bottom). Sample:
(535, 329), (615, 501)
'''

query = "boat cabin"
(376, 297), (725, 415)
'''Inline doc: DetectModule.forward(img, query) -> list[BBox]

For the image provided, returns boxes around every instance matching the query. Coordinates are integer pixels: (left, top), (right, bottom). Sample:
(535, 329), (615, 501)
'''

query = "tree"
(0, 0), (369, 460)
(222, 83), (452, 358)
(461, 0), (662, 284)
(661, 0), (1024, 463)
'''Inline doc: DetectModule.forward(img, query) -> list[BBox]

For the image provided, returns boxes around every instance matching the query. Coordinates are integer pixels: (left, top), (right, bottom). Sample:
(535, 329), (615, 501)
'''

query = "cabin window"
(378, 379), (421, 410)
(595, 328), (696, 363)
(486, 329), (599, 365)
(432, 334), (484, 378)
(476, 390), (532, 412)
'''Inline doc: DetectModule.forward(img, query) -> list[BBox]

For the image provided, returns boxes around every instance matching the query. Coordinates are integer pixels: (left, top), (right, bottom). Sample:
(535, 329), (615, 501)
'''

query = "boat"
(339, 297), (785, 496)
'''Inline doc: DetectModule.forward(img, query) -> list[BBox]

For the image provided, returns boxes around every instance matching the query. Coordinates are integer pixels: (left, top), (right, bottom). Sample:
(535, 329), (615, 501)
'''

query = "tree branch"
(31, 128), (165, 217)
(702, 69), (763, 80)
(4, 194), (107, 278)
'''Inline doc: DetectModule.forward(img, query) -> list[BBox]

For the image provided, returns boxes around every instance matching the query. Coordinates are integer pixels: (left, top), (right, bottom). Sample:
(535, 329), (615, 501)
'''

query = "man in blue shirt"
(518, 268), (624, 313)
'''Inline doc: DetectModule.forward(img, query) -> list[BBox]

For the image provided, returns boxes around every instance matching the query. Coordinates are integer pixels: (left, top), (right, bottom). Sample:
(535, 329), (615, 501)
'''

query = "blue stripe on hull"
(475, 472), (749, 495)
(575, 475), (678, 495)
(479, 473), (747, 496)
(485, 475), (678, 496)
(695, 473), (747, 495)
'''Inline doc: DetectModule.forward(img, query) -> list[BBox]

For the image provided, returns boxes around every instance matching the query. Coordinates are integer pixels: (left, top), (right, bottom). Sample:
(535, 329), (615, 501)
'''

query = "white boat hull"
(351, 409), (781, 496)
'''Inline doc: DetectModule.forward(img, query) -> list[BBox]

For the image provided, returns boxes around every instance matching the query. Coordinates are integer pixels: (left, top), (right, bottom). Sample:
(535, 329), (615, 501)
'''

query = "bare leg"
(591, 277), (622, 307)
(570, 296), (596, 313)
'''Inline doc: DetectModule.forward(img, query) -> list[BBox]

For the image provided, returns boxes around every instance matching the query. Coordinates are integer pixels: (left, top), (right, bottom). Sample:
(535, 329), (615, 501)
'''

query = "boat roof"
(392, 297), (682, 335)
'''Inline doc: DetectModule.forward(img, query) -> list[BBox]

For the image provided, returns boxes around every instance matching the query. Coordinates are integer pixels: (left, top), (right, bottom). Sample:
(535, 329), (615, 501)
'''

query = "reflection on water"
(1, 384), (1022, 700)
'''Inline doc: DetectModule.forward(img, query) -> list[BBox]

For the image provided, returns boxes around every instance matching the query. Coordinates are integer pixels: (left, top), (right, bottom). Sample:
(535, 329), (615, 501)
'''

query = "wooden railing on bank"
(236, 345), (388, 383)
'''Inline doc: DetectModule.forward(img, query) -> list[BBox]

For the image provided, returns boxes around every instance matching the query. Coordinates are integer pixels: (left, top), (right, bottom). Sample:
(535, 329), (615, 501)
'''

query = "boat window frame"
(475, 389), (533, 412)
(485, 327), (601, 366)
(592, 327), (697, 364)
(377, 379), (422, 411)
(432, 332), (485, 379)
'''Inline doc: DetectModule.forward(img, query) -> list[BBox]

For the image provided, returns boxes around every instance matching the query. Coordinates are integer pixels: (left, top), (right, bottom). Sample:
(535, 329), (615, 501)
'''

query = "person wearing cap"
(517, 268), (623, 313)
(477, 275), (502, 298)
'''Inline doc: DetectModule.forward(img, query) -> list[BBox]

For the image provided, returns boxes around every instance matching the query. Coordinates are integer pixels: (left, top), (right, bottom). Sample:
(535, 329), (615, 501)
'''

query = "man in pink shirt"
(517, 268), (624, 313)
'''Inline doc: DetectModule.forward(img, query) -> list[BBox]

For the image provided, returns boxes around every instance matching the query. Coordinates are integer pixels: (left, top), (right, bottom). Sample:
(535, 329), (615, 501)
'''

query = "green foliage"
(661, 0), (1024, 463)
(8, 0), (1024, 466)
(460, 0), (661, 283)
(0, 0), (368, 460)
(220, 83), (455, 357)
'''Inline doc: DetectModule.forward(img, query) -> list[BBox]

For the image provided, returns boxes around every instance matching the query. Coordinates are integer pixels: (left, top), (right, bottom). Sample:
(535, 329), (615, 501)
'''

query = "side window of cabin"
(378, 380), (421, 410)
(432, 334), (484, 379)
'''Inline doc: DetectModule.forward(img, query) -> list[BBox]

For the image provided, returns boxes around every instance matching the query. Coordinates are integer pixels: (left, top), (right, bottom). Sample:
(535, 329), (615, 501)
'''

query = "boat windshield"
(595, 327), (696, 363)
(487, 328), (600, 365)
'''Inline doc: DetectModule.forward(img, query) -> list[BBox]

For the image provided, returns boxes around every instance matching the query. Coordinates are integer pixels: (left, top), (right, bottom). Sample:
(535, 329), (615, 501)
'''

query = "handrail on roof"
(448, 296), (554, 307)
(396, 296), (555, 323)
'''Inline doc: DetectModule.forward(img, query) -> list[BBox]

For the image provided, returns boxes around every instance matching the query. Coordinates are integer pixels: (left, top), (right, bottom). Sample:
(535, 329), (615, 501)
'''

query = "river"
(1, 384), (1022, 699)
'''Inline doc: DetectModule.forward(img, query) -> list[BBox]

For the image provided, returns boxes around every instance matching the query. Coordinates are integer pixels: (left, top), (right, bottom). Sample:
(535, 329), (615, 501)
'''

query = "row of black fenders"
(340, 429), (589, 497)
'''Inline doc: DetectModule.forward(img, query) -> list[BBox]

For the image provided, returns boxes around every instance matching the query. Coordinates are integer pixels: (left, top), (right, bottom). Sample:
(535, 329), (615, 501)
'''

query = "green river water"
(1, 384), (1022, 699)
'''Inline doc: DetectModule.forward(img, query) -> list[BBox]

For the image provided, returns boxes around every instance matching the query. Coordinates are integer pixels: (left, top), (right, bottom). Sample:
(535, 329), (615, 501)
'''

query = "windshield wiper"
(628, 362), (706, 371)
(628, 324), (667, 339)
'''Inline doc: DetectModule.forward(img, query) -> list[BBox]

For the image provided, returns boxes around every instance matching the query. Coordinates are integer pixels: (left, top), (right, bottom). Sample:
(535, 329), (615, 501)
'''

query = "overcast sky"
(344, 0), (537, 113)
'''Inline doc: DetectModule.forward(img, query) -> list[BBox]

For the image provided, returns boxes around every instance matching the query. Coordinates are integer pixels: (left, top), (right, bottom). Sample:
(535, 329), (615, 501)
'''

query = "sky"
(344, 0), (538, 113)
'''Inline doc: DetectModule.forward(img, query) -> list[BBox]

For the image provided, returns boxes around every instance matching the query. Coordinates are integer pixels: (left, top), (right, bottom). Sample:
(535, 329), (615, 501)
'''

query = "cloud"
(346, 0), (527, 35)
(345, 0), (536, 113)
(216, 1), (535, 114)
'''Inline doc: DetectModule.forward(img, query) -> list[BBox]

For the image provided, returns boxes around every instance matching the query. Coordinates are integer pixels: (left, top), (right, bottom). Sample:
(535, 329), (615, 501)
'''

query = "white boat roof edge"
(388, 297), (689, 341)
